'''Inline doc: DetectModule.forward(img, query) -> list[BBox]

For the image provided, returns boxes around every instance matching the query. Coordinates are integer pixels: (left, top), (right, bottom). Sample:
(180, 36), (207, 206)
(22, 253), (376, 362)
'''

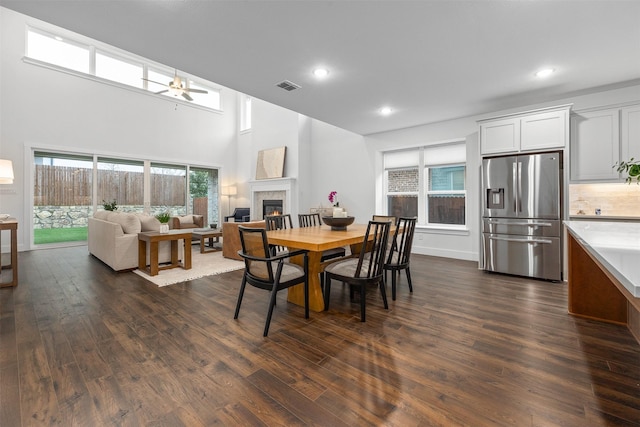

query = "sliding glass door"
(33, 152), (93, 245)
(32, 150), (220, 247)
(189, 167), (219, 226)
(97, 157), (145, 212)
(150, 163), (187, 216)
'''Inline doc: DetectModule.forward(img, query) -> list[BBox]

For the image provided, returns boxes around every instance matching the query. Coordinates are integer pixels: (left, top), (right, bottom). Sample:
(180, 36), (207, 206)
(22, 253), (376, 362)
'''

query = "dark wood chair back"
(298, 213), (322, 227)
(264, 214), (293, 255)
(323, 220), (391, 321)
(385, 216), (417, 300)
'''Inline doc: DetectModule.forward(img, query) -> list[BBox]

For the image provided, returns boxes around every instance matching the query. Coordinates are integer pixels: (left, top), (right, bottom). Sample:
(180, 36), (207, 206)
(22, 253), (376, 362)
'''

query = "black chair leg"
(406, 267), (413, 293)
(263, 288), (279, 337)
(234, 276), (247, 319)
(391, 268), (397, 301)
(304, 279), (309, 319)
(359, 283), (366, 322)
(379, 278), (389, 309)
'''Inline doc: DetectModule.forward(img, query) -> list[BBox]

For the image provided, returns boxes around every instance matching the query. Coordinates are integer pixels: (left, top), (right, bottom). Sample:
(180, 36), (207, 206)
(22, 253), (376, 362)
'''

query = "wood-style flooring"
(1, 246), (639, 426)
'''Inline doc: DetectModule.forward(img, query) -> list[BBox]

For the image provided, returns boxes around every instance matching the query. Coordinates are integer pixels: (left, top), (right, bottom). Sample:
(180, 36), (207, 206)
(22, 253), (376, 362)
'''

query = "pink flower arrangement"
(328, 191), (339, 207)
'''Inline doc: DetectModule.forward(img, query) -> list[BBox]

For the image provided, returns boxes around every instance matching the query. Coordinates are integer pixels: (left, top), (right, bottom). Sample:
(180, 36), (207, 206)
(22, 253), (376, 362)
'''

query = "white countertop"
(564, 221), (640, 297)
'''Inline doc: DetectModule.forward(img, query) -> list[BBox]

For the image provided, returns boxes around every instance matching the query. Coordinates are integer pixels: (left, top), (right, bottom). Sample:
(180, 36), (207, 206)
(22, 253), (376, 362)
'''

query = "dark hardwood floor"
(1, 246), (639, 426)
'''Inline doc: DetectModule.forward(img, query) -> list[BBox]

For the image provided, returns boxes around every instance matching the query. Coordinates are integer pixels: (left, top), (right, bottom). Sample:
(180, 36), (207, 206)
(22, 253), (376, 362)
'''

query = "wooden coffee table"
(191, 228), (223, 253)
(138, 230), (192, 276)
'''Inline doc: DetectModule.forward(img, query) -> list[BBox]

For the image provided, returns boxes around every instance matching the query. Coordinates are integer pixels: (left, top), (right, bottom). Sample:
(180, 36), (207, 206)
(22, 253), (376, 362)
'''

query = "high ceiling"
(2, 0), (639, 135)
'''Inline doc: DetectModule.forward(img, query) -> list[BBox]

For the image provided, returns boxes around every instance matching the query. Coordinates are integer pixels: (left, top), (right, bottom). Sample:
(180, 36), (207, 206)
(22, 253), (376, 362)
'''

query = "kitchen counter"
(569, 215), (640, 222)
(564, 221), (640, 297)
(564, 220), (640, 344)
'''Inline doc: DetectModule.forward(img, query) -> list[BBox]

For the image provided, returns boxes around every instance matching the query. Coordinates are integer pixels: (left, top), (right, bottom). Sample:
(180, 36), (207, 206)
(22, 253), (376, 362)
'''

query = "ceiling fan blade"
(184, 88), (208, 94)
(182, 92), (193, 101)
(155, 90), (169, 95)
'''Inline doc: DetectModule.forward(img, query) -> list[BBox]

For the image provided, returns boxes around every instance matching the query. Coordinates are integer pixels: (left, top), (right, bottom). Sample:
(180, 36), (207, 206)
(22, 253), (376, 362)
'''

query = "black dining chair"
(323, 220), (391, 322)
(372, 215), (397, 225)
(298, 212), (322, 227)
(234, 226), (309, 337)
(298, 213), (346, 261)
(384, 216), (417, 300)
(265, 214), (293, 256)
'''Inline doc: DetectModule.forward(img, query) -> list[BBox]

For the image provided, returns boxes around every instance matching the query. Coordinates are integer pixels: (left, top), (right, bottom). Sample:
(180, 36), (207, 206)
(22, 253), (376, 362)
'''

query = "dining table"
(266, 223), (383, 312)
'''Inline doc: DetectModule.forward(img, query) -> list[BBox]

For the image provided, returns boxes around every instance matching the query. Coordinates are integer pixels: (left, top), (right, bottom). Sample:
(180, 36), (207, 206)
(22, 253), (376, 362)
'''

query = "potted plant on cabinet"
(614, 158), (640, 184)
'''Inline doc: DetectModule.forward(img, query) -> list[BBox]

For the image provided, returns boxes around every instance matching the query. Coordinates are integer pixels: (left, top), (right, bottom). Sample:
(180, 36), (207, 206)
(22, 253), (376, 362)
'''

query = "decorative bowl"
(322, 216), (355, 231)
(0, 214), (10, 221)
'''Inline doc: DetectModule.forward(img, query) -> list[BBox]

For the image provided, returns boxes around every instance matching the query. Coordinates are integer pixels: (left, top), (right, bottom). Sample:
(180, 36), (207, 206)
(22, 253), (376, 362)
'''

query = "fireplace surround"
(249, 177), (297, 221)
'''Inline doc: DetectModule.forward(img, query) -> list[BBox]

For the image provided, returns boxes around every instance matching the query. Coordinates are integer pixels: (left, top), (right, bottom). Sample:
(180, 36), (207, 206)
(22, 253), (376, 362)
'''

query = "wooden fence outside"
(34, 165), (186, 206)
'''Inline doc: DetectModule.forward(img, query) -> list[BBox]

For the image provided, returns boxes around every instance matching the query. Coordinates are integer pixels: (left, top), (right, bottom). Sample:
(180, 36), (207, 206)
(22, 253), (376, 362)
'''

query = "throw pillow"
(108, 212), (141, 234)
(137, 214), (161, 232)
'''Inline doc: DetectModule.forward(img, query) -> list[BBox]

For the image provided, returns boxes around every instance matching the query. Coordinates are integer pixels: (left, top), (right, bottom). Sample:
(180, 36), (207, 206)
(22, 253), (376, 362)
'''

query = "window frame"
(383, 142), (467, 229)
(425, 163), (467, 227)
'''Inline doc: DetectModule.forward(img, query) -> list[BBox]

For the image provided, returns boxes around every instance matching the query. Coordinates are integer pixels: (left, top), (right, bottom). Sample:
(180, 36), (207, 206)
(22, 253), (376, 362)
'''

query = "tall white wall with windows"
(25, 27), (222, 111)
(384, 142), (466, 228)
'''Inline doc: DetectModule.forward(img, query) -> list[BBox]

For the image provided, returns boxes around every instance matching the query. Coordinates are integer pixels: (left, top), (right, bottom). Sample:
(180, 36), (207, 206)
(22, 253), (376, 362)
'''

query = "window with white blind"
(383, 142), (466, 227)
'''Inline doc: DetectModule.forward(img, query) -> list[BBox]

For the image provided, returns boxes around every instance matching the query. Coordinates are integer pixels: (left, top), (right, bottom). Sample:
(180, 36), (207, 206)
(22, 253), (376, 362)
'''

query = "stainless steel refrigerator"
(482, 151), (562, 281)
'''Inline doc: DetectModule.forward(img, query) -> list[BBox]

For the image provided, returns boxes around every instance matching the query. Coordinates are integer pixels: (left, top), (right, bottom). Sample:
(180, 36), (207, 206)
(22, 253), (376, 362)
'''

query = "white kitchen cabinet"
(570, 108), (620, 181)
(621, 104), (640, 162)
(479, 105), (570, 155)
(479, 117), (519, 154)
(521, 110), (568, 151)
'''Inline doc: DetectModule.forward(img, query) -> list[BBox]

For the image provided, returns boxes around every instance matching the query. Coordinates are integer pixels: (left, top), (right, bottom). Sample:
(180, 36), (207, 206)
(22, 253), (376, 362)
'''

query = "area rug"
(133, 249), (244, 287)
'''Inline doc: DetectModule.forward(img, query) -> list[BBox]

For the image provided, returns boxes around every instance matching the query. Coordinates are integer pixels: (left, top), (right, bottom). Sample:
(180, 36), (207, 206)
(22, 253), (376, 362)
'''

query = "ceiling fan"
(143, 70), (208, 101)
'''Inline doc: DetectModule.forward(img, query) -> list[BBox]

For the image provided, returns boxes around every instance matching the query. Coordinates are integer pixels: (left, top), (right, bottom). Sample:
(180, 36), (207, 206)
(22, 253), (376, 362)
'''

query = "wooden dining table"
(266, 223), (374, 312)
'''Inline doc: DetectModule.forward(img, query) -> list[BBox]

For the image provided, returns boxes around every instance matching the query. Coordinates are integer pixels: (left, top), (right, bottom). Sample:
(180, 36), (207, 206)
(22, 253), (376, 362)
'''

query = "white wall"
(234, 98), (300, 210)
(0, 8), (238, 250)
(308, 121), (372, 222)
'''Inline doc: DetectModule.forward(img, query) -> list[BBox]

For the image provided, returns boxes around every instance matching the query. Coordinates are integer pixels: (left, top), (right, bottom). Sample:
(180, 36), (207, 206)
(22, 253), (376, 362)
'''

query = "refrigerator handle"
(512, 162), (518, 213)
(517, 161), (522, 213)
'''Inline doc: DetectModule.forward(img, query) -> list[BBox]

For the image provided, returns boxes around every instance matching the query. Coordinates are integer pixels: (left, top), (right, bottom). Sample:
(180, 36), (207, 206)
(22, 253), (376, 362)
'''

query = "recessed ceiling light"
(380, 106), (393, 116)
(535, 68), (555, 78)
(312, 68), (329, 78)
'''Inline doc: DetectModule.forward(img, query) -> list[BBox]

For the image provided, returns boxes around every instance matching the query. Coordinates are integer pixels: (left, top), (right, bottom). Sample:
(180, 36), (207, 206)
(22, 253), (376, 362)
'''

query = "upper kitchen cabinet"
(479, 105), (571, 155)
(569, 104), (640, 182)
(621, 104), (640, 162)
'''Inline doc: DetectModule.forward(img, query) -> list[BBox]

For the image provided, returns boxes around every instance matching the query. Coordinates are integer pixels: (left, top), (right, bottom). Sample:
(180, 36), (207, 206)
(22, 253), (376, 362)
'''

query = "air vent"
(276, 80), (301, 91)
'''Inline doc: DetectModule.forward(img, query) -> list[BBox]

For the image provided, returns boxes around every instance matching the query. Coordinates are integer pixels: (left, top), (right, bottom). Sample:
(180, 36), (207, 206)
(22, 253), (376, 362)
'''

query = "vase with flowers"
(328, 191), (343, 217)
(328, 191), (339, 207)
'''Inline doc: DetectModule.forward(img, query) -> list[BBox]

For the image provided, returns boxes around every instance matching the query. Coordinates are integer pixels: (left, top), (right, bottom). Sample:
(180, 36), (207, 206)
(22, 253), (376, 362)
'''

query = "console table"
(138, 230), (192, 276)
(0, 219), (18, 288)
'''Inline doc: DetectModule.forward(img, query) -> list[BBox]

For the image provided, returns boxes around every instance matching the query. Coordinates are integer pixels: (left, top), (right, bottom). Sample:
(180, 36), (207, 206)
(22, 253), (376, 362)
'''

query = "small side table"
(191, 228), (222, 253)
(0, 219), (18, 288)
(138, 230), (192, 276)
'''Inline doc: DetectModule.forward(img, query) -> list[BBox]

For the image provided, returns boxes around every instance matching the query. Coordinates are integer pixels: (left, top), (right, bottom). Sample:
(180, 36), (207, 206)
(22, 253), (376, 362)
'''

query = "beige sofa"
(88, 211), (183, 271)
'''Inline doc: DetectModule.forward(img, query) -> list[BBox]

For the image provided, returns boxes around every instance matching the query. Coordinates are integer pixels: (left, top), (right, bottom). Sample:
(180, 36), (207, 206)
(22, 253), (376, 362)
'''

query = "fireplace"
(263, 200), (283, 217)
(249, 177), (297, 222)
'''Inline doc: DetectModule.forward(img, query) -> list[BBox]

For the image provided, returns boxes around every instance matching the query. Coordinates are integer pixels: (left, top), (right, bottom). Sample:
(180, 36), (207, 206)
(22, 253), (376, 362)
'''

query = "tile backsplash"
(570, 183), (640, 217)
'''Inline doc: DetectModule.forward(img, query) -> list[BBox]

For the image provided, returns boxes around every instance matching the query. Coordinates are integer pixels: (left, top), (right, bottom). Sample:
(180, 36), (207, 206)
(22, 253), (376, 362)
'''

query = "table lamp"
(0, 159), (14, 220)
